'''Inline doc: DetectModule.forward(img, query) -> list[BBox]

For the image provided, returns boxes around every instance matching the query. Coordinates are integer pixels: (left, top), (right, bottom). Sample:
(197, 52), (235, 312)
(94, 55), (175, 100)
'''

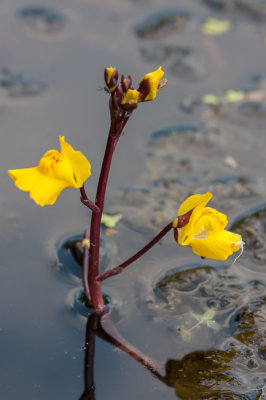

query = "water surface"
(1, 0), (266, 399)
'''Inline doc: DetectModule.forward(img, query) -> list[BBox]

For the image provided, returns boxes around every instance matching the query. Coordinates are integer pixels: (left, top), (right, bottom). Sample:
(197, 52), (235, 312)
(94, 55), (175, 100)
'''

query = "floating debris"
(0, 68), (46, 98)
(18, 6), (67, 34)
(135, 10), (189, 39)
(231, 296), (266, 359)
(201, 17), (231, 36)
(224, 155), (239, 169)
(231, 207), (266, 264)
(203, 0), (266, 21)
(151, 125), (199, 140)
(202, 90), (246, 105)
(101, 213), (123, 228)
(139, 44), (191, 63)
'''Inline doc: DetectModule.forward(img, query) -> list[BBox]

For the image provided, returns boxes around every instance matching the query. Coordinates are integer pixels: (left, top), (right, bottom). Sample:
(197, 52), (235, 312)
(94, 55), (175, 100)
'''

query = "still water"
(0, 0), (266, 399)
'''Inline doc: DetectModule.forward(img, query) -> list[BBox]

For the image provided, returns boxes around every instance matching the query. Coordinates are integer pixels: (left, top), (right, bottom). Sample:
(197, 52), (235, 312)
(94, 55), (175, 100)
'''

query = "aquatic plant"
(8, 66), (242, 312)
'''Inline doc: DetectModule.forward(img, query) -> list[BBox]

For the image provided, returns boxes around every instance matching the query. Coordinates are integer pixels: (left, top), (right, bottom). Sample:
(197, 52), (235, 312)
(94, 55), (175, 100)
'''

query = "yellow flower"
(138, 66), (166, 101)
(173, 192), (243, 260)
(121, 88), (140, 107)
(8, 137), (91, 206)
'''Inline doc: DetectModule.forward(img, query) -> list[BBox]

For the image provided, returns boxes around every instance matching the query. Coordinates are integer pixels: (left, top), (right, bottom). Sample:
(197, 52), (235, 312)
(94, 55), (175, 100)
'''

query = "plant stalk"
(82, 228), (91, 304)
(96, 222), (173, 282)
(80, 186), (100, 213)
(88, 119), (127, 311)
(96, 209), (193, 282)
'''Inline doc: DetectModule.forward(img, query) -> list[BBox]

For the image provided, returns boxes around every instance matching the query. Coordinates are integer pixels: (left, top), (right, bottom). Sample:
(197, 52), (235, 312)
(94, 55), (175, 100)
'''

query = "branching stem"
(96, 222), (173, 282)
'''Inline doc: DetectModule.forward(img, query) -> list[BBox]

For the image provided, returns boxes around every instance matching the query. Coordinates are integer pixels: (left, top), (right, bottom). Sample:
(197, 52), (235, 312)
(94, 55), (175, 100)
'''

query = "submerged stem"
(82, 228), (91, 304)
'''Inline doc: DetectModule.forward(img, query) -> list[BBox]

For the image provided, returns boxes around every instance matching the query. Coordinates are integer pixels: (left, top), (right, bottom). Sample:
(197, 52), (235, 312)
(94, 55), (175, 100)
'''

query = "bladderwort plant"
(8, 66), (243, 313)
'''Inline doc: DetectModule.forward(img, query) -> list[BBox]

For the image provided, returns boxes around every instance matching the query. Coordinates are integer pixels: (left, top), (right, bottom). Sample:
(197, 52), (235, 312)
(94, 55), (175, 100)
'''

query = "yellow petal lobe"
(190, 231), (242, 260)
(178, 192), (212, 216)
(121, 89), (140, 105)
(59, 136), (91, 187)
(8, 137), (91, 206)
(105, 67), (115, 85)
(139, 66), (165, 101)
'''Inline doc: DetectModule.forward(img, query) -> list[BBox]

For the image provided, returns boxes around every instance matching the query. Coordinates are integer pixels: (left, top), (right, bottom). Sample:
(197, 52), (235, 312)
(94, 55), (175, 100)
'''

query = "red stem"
(80, 186), (100, 213)
(96, 209), (193, 282)
(88, 120), (127, 311)
(96, 222), (173, 282)
(82, 228), (91, 304)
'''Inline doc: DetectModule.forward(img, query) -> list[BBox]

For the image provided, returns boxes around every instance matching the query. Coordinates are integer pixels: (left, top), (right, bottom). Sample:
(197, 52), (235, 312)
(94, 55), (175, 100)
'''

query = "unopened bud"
(104, 67), (119, 92)
(114, 84), (123, 99)
(121, 89), (140, 110)
(110, 84), (124, 111)
(121, 75), (132, 93)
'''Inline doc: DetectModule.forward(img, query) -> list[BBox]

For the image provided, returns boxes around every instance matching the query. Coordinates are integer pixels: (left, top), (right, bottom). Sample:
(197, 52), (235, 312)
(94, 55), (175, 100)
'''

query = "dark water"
(1, 0), (266, 399)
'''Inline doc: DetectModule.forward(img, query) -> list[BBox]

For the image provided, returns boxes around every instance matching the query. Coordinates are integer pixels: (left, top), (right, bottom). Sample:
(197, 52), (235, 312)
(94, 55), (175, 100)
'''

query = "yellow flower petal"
(178, 192), (212, 216)
(8, 167), (70, 206)
(59, 137), (91, 187)
(105, 67), (115, 85)
(8, 137), (91, 206)
(192, 208), (228, 236)
(138, 66), (165, 101)
(175, 192), (243, 260)
(121, 89), (140, 105)
(177, 192), (213, 244)
(190, 230), (242, 260)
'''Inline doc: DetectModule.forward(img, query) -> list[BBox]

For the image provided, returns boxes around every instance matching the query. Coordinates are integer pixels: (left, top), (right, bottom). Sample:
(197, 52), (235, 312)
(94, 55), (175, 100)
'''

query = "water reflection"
(164, 349), (238, 399)
(79, 312), (263, 400)
(79, 312), (157, 400)
(79, 314), (97, 400)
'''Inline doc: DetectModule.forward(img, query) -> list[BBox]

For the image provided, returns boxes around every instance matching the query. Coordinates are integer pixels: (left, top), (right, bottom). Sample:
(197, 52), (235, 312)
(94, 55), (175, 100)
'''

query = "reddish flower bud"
(104, 67), (119, 92)
(121, 89), (140, 110)
(121, 75), (132, 93)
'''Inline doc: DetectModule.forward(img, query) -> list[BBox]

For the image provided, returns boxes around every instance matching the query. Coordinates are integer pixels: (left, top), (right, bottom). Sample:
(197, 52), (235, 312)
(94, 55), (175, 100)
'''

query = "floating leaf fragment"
(101, 213), (123, 228)
(192, 307), (221, 331)
(206, 320), (221, 330)
(202, 94), (220, 105)
(202, 90), (246, 106)
(177, 308), (221, 341)
(193, 307), (216, 322)
(225, 90), (245, 103)
(201, 18), (231, 36)
(177, 327), (192, 341)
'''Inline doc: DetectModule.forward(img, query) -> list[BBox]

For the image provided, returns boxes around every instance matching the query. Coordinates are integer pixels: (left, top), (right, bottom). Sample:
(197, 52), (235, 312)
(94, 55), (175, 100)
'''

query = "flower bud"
(104, 67), (119, 92)
(121, 74), (132, 93)
(110, 84), (124, 111)
(121, 89), (140, 110)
